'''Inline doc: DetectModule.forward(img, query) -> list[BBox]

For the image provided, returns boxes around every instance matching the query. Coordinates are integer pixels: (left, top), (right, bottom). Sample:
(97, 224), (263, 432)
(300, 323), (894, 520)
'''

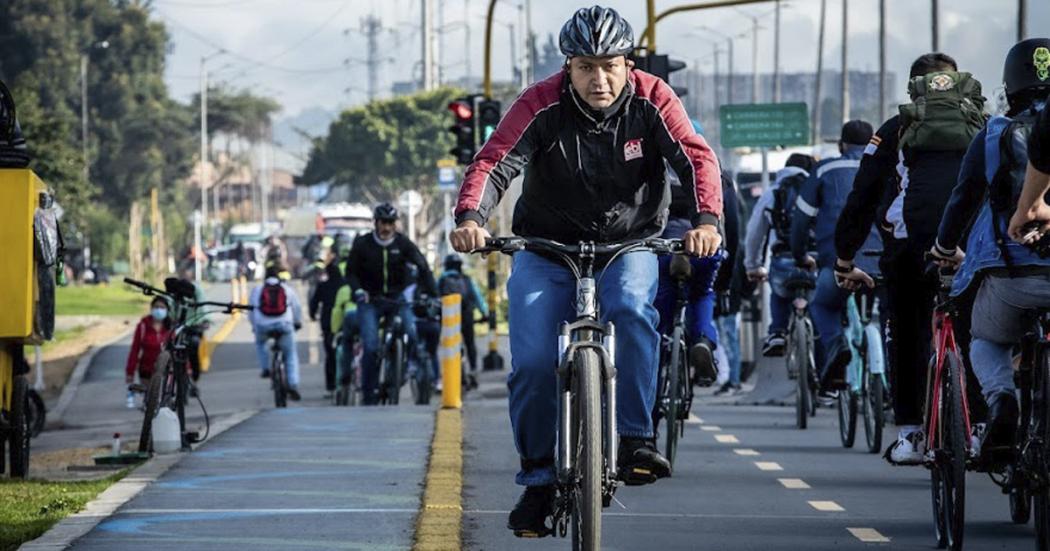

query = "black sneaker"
(260, 369), (271, 379)
(982, 391), (1019, 468)
(287, 387), (302, 401)
(507, 485), (555, 537)
(689, 340), (716, 386)
(762, 332), (786, 357)
(618, 437), (671, 485)
(713, 382), (740, 397)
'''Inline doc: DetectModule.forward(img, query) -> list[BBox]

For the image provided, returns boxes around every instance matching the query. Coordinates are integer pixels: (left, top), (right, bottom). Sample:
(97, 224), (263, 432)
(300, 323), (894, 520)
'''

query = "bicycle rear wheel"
(272, 352), (287, 408)
(1034, 351), (1050, 547)
(138, 355), (169, 453)
(388, 338), (403, 405)
(571, 348), (602, 551)
(7, 376), (30, 478)
(794, 319), (812, 430)
(664, 329), (684, 471)
(838, 389), (858, 448)
(27, 389), (45, 438)
(864, 372), (885, 454)
(933, 352), (967, 550)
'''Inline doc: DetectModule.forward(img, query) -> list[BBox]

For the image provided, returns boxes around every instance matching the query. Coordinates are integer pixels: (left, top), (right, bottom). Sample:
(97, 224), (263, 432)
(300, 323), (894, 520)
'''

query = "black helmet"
(373, 202), (399, 222)
(559, 6), (634, 59)
(443, 253), (463, 270)
(1003, 38), (1050, 99)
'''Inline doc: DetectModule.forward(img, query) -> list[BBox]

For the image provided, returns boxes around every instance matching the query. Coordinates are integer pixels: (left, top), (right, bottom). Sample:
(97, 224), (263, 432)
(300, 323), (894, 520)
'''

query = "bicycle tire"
(794, 318), (810, 430)
(27, 389), (45, 438)
(138, 356), (168, 453)
(938, 352), (967, 551)
(864, 373), (885, 454)
(8, 376), (30, 478)
(1009, 466), (1031, 525)
(388, 337), (403, 406)
(1034, 351), (1050, 547)
(571, 348), (602, 551)
(416, 354), (431, 406)
(272, 351), (287, 408)
(838, 389), (858, 448)
(664, 328), (684, 471)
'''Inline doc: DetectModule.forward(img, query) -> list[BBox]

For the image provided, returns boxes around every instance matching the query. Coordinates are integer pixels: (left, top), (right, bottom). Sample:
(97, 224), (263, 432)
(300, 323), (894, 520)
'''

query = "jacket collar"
(563, 72), (633, 128)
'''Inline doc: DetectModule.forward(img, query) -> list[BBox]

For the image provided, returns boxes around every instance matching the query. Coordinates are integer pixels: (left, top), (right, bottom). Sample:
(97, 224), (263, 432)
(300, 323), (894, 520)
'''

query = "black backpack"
(0, 80), (29, 168)
(768, 173), (807, 245)
(259, 282), (288, 316)
(439, 272), (476, 312)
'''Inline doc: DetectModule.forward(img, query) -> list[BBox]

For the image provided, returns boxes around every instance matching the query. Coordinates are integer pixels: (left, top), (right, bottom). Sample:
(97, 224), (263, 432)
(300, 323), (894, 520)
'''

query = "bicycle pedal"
(513, 529), (550, 539)
(619, 467), (657, 486)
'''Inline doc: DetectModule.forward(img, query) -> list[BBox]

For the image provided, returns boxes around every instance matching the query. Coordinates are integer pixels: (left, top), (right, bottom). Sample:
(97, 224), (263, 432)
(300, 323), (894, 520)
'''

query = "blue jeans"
(254, 322), (300, 388)
(810, 267), (849, 377)
(508, 251), (659, 486)
(358, 300), (419, 406)
(969, 274), (1050, 401)
(717, 314), (742, 385)
(767, 255), (796, 334)
(654, 255), (721, 347)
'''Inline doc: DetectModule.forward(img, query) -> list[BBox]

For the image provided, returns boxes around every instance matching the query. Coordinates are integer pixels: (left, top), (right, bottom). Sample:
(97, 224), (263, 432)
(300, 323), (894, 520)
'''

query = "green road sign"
(719, 102), (810, 148)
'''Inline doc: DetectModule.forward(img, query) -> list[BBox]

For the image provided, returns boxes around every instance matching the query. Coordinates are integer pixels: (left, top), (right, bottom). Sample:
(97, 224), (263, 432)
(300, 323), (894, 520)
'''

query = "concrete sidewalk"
(66, 405), (436, 550)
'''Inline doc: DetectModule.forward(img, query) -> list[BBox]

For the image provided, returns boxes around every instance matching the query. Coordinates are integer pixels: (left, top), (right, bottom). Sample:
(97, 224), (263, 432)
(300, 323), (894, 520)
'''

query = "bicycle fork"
(556, 322), (618, 483)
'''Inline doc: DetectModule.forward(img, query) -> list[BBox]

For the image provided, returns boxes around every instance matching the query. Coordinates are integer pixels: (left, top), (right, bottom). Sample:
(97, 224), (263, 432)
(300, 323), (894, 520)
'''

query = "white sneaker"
(970, 423), (986, 458)
(889, 429), (926, 465)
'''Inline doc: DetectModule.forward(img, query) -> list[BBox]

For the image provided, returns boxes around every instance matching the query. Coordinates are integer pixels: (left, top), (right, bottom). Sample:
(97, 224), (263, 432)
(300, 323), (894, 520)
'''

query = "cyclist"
(1009, 98), (1050, 240)
(345, 203), (437, 406)
(931, 38), (1050, 462)
(789, 120), (877, 397)
(713, 170), (747, 395)
(125, 296), (172, 407)
(249, 264), (304, 401)
(744, 153), (816, 357)
(438, 253), (489, 374)
(833, 53), (985, 464)
(310, 256), (346, 396)
(407, 264), (442, 390)
(448, 5), (722, 536)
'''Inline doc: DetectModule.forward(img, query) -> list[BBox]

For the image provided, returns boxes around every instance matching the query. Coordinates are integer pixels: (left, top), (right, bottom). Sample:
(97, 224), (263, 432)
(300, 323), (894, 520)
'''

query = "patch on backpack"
(928, 73), (955, 92)
(624, 138), (643, 161)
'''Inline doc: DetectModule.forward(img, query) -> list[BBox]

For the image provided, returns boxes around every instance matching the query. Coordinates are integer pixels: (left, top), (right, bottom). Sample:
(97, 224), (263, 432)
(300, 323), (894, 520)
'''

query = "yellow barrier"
(0, 169), (46, 341)
(440, 294), (463, 409)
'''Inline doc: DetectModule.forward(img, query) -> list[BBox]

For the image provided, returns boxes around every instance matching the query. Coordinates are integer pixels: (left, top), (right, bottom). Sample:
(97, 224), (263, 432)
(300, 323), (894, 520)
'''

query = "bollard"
(440, 294), (463, 409)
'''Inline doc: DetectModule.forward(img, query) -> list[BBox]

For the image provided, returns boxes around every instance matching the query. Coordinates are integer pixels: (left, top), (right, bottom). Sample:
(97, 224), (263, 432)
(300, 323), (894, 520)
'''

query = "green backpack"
(898, 71), (986, 152)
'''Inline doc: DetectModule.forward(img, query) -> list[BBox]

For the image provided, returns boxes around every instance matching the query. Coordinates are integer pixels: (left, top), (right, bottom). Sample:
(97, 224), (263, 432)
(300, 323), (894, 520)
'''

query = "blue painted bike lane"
(69, 406), (435, 550)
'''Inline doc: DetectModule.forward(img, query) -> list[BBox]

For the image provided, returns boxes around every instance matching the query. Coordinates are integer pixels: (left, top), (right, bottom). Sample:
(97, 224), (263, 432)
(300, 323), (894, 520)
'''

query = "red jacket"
(126, 316), (170, 380)
(455, 68), (722, 243)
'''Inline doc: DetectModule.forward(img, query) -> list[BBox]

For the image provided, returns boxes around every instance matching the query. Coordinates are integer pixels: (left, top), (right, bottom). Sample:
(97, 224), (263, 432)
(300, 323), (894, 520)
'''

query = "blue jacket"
(937, 109), (1050, 297)
(790, 146), (881, 273)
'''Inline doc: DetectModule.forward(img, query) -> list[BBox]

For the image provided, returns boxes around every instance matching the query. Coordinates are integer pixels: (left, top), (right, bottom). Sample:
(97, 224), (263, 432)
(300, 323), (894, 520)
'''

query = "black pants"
(322, 327), (336, 391)
(462, 316), (478, 372)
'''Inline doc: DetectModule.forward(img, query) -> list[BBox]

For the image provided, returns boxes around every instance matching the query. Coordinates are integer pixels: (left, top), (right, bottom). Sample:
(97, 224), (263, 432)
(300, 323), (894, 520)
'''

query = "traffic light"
(477, 99), (502, 145)
(632, 54), (688, 97)
(448, 96), (477, 165)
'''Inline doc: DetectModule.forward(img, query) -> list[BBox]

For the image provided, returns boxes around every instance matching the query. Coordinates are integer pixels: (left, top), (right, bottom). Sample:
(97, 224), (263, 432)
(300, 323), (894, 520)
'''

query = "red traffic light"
(448, 101), (473, 121)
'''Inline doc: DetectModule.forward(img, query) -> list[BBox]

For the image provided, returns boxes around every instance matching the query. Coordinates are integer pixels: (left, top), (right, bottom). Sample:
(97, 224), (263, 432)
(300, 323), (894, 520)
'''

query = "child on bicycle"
(125, 296), (172, 408)
(931, 38), (1050, 464)
(249, 264), (304, 401)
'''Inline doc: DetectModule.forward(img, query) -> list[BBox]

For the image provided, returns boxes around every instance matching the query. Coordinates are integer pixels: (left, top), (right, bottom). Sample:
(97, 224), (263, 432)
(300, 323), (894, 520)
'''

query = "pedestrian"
(125, 296), (172, 408)
(713, 172), (747, 396)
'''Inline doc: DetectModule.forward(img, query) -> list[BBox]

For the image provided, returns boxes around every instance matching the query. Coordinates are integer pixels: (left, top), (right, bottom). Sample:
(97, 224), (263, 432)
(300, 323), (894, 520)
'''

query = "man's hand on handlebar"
(683, 224), (721, 257)
(450, 220), (492, 253)
(833, 259), (875, 291)
(928, 244), (964, 270)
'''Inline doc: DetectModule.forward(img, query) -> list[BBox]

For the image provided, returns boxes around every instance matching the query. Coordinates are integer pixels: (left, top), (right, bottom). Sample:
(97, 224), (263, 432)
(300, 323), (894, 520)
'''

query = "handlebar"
(124, 277), (165, 296)
(124, 277), (252, 313)
(474, 236), (687, 257)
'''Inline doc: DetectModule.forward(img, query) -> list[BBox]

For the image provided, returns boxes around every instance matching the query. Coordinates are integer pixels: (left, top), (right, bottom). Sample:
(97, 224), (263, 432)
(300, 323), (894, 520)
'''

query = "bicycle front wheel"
(272, 353), (287, 408)
(1033, 351), (1050, 547)
(837, 389), (858, 448)
(664, 329), (684, 471)
(571, 348), (602, 551)
(934, 352), (967, 550)
(7, 376), (30, 478)
(138, 355), (169, 453)
(794, 319), (811, 430)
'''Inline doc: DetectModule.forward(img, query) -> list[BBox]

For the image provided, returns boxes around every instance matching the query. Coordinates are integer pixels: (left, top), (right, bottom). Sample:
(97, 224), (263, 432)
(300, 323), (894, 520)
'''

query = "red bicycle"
(923, 266), (975, 550)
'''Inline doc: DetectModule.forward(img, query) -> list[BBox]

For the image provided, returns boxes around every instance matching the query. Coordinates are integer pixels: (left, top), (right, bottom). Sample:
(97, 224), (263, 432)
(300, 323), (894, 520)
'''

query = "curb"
(19, 409), (258, 551)
(47, 327), (134, 430)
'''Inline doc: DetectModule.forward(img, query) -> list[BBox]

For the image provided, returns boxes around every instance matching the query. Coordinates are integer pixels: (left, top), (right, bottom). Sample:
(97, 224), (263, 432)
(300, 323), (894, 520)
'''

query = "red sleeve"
(454, 72), (562, 227)
(634, 70), (723, 226)
(126, 319), (145, 378)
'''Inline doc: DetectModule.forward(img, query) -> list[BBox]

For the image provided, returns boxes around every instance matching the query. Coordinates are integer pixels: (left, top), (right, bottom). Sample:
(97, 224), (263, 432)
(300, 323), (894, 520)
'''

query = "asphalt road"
(463, 371), (1036, 551)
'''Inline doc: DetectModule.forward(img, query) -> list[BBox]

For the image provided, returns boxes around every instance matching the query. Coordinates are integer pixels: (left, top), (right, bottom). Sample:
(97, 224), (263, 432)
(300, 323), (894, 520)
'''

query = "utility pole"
(773, 0), (781, 102)
(518, 1), (528, 89)
(422, 0), (434, 90)
(362, 15), (382, 101)
(465, 0), (472, 86)
(727, 38), (735, 104)
(1019, 0), (1027, 41)
(812, 0), (826, 144)
(879, 0), (886, 122)
(524, 0), (533, 83)
(841, 0), (849, 123)
(198, 57), (209, 282)
(931, 0), (939, 51)
(749, 14), (759, 104)
(80, 54), (89, 185)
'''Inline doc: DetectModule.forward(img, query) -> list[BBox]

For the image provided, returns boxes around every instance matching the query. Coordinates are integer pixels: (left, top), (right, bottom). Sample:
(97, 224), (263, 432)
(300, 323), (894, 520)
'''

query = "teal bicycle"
(837, 279), (889, 453)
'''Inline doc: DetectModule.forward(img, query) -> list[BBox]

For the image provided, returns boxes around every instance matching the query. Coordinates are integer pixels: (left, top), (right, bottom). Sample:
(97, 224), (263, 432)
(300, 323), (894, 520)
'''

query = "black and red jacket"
(455, 68), (723, 243)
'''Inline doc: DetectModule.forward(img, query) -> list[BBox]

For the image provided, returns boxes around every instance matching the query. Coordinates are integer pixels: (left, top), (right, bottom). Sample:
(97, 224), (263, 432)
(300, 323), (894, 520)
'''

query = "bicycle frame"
(926, 301), (974, 460)
(844, 291), (887, 392)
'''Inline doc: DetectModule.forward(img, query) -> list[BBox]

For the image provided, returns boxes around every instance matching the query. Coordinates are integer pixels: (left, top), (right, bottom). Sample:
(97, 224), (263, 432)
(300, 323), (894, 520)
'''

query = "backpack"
(898, 71), (986, 152)
(259, 282), (288, 316)
(768, 173), (807, 246)
(0, 80), (30, 168)
(439, 272), (477, 313)
(988, 109), (1043, 267)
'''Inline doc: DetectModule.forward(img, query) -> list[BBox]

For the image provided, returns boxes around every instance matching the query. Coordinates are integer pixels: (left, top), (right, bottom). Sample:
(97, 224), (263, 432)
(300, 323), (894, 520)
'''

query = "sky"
(155, 0), (1049, 164)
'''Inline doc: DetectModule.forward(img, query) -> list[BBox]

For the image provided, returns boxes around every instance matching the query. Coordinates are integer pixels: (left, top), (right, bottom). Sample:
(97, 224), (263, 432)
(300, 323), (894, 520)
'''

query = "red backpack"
(259, 282), (288, 316)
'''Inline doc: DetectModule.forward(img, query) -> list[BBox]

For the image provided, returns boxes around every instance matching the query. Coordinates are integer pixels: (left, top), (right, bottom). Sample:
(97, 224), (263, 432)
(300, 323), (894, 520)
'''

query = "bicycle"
(917, 265), (974, 551)
(0, 371), (31, 478)
(124, 277), (250, 452)
(784, 272), (818, 430)
(370, 297), (430, 406)
(267, 329), (290, 408)
(838, 273), (888, 453)
(475, 236), (684, 551)
(333, 329), (362, 406)
(654, 254), (698, 472)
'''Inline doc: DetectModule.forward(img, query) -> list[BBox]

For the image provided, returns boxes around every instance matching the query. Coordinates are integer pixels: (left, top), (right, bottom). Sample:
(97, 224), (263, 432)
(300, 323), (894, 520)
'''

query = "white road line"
(686, 413), (704, 425)
(120, 508), (418, 514)
(700, 425), (721, 432)
(808, 501), (845, 512)
(733, 449), (760, 456)
(777, 478), (810, 489)
(465, 510), (854, 520)
(754, 461), (783, 471)
(847, 527), (891, 543)
(714, 434), (740, 444)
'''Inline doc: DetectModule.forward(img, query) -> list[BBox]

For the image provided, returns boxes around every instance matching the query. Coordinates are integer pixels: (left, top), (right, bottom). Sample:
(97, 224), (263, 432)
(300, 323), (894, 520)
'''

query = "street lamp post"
(80, 40), (109, 184)
(701, 26), (741, 104)
(196, 49), (225, 283)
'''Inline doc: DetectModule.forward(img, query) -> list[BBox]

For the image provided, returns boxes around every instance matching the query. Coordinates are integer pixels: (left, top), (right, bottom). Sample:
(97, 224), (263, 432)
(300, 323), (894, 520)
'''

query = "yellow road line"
(210, 312), (241, 346)
(847, 527), (890, 543)
(413, 409), (463, 551)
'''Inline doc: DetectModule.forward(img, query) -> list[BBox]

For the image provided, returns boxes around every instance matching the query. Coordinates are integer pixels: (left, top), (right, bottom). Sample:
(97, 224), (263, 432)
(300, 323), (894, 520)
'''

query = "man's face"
(375, 219), (397, 240)
(568, 55), (629, 110)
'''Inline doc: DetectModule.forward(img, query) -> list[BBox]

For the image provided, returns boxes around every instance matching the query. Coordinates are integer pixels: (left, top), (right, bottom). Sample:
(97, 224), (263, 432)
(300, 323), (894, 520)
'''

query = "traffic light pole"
(480, 0), (504, 372)
(640, 0), (777, 53)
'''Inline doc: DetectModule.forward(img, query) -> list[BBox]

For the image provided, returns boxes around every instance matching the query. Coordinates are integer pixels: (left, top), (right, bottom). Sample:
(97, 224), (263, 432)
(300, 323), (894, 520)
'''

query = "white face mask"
(151, 308), (168, 321)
